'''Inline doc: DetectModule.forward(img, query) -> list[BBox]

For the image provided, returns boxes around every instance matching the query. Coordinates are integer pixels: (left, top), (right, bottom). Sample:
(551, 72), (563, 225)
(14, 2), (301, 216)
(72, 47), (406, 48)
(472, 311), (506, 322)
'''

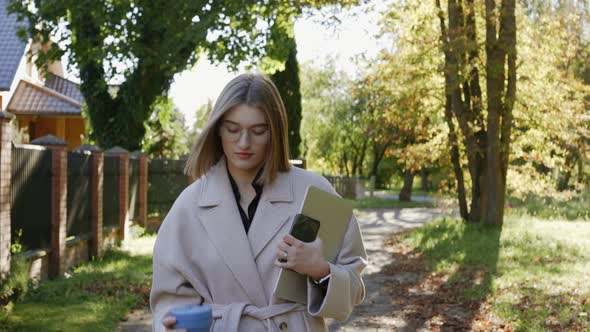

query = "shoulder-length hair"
(184, 73), (291, 185)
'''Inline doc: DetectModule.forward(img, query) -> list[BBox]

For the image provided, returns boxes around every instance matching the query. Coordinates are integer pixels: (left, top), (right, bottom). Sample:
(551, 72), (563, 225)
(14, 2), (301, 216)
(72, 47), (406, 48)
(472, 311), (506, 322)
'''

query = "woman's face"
(220, 104), (270, 177)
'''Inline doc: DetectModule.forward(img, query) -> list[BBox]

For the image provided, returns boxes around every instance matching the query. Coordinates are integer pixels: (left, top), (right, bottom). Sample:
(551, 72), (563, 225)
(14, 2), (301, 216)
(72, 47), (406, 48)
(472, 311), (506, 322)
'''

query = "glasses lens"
(221, 123), (269, 143)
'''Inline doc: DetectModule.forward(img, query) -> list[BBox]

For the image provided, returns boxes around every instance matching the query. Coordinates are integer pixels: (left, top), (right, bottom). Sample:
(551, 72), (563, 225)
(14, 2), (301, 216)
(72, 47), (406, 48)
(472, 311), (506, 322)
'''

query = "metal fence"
(67, 151), (92, 237)
(11, 144), (52, 250)
(324, 175), (365, 199)
(148, 158), (187, 217)
(103, 155), (120, 227)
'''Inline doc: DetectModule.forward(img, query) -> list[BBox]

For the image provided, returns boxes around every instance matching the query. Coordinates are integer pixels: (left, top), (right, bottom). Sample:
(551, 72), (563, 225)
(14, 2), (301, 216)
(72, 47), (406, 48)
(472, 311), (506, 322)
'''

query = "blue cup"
(170, 305), (212, 332)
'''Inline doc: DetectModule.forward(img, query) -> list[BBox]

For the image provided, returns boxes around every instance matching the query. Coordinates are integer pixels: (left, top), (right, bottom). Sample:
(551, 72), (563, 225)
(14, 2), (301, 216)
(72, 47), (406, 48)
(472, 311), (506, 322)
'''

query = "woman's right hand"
(162, 316), (186, 331)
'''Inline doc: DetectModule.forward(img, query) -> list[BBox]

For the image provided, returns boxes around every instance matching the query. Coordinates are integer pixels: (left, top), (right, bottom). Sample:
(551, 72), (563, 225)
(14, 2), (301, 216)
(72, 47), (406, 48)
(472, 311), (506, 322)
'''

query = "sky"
(169, 1), (390, 125)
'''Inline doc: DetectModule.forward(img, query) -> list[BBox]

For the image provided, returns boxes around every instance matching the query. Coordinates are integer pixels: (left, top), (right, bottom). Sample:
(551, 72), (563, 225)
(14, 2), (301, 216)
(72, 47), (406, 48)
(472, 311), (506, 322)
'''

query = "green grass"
(400, 217), (590, 331)
(506, 191), (590, 221)
(351, 196), (436, 209)
(378, 188), (436, 198)
(1, 235), (156, 332)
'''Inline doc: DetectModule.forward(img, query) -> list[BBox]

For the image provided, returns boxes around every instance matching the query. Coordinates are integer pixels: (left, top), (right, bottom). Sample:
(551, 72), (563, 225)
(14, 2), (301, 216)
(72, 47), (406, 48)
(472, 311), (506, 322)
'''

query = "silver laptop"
(273, 185), (353, 304)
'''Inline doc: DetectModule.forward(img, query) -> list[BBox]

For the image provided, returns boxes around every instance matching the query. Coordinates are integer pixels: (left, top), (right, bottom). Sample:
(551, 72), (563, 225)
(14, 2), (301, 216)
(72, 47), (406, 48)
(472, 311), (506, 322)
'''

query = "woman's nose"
(237, 129), (251, 147)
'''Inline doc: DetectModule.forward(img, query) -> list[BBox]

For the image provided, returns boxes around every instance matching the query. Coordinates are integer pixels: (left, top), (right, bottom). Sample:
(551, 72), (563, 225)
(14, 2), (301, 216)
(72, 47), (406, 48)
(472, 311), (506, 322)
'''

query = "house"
(0, 0), (85, 149)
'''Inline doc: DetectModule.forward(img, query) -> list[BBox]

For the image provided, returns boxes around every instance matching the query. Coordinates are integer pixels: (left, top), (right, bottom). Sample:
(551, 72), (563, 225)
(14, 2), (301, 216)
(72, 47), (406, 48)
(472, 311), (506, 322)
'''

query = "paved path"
(118, 206), (451, 332)
(327, 207), (451, 331)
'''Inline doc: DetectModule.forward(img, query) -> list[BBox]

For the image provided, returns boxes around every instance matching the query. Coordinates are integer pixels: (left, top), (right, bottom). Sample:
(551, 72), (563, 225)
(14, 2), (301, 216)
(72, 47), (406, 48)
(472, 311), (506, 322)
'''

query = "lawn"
(351, 196), (435, 209)
(505, 190), (590, 221)
(394, 217), (590, 331)
(1, 235), (155, 332)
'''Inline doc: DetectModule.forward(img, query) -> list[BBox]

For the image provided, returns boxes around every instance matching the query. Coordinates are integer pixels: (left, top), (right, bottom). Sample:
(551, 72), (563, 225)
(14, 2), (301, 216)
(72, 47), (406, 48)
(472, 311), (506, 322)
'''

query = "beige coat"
(150, 159), (367, 332)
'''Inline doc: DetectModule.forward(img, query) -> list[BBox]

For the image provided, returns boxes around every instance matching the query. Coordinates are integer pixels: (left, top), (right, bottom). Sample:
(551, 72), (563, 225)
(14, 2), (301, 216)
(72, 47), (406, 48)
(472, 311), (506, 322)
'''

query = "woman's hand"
(274, 234), (330, 280)
(162, 316), (186, 332)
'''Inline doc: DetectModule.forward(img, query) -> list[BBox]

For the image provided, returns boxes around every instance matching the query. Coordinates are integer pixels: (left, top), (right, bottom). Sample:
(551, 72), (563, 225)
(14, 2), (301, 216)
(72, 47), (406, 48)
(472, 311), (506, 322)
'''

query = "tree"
(430, 0), (516, 224)
(299, 60), (368, 175)
(8, 0), (350, 151)
(264, 1), (362, 159)
(270, 36), (303, 158)
(431, 0), (491, 222)
(364, 54), (441, 201)
(142, 97), (189, 158)
(379, 0), (588, 217)
(187, 98), (214, 147)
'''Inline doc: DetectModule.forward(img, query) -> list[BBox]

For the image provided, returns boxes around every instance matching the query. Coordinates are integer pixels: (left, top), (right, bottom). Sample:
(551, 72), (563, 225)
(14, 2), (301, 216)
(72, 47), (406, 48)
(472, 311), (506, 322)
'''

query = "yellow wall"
(16, 115), (85, 149)
(66, 118), (85, 148)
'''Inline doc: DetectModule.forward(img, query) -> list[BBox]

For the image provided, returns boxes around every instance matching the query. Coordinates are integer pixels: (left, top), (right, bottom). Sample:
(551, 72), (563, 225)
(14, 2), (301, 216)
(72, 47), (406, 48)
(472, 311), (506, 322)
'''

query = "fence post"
(32, 135), (68, 278)
(0, 111), (14, 277)
(105, 147), (129, 242)
(74, 144), (103, 258)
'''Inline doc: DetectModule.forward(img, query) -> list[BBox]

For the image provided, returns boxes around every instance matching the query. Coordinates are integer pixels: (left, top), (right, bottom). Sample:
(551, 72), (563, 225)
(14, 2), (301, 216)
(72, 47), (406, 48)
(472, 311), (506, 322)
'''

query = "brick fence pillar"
(74, 144), (103, 258)
(32, 135), (67, 278)
(105, 147), (129, 242)
(138, 154), (148, 228)
(0, 111), (14, 277)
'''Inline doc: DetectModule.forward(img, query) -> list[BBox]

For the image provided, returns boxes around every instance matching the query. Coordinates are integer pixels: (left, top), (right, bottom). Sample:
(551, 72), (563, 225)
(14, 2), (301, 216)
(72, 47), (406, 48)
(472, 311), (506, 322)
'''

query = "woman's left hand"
(274, 234), (330, 281)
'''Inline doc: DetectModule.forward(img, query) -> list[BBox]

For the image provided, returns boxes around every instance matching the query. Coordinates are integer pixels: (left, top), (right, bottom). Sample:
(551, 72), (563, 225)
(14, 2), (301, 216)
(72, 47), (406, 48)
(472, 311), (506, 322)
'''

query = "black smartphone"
(289, 213), (320, 243)
(279, 214), (321, 262)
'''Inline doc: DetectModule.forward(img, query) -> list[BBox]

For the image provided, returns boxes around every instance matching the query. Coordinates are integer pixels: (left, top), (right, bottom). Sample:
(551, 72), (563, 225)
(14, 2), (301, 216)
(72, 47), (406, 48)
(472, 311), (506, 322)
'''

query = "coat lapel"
(197, 159), (268, 306)
(248, 169), (295, 260)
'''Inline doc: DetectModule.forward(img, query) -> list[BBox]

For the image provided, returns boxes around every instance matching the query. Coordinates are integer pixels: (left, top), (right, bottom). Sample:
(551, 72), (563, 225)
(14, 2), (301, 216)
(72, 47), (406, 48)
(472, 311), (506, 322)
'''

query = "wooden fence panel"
(67, 151), (92, 237)
(11, 144), (52, 250)
(102, 155), (120, 227)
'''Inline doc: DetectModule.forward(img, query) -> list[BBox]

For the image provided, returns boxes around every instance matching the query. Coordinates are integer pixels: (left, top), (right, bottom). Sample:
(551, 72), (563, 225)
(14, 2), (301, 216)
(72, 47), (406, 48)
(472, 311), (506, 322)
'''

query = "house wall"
(34, 117), (58, 139)
(66, 118), (85, 148)
(16, 116), (85, 149)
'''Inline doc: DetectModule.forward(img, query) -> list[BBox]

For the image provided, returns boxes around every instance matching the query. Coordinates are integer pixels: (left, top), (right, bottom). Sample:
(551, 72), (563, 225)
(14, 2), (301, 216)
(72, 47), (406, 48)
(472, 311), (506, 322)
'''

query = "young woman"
(150, 73), (367, 332)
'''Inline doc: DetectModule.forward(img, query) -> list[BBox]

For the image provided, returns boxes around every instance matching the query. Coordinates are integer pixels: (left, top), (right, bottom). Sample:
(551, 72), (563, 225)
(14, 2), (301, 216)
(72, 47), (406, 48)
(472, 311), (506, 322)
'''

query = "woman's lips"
(235, 152), (254, 160)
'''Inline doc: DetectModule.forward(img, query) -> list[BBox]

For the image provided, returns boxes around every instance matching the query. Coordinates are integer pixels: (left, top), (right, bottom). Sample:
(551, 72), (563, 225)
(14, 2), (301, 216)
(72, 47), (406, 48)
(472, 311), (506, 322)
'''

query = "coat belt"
(209, 302), (307, 331)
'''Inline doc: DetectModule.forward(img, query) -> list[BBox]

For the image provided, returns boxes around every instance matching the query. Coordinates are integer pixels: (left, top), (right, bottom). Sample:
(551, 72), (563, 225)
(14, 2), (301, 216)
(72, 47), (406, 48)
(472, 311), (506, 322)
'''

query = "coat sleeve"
(149, 212), (203, 332)
(306, 212), (367, 321)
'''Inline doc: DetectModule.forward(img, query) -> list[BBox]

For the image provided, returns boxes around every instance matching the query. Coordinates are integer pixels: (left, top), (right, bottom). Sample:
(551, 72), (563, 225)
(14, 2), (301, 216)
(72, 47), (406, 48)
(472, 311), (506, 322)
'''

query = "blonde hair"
(184, 73), (291, 184)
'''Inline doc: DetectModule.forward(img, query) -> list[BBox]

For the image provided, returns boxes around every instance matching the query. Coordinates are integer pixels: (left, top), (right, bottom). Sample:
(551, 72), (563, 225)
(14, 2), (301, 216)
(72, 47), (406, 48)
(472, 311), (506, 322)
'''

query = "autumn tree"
(429, 0), (517, 224)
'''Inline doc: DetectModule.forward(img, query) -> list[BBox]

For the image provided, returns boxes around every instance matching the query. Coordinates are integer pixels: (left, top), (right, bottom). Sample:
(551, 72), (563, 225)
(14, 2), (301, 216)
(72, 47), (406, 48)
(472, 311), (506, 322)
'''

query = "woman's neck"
(226, 163), (260, 186)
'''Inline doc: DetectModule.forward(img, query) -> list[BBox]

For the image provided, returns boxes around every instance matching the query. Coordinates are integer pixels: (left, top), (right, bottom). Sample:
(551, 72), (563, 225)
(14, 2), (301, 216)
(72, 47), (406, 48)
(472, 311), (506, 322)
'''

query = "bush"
(0, 255), (32, 320)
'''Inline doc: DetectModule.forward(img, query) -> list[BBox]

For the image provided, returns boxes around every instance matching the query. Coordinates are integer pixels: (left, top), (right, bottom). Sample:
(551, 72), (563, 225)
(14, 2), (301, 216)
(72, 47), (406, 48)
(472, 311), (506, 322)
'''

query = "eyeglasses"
(219, 121), (270, 144)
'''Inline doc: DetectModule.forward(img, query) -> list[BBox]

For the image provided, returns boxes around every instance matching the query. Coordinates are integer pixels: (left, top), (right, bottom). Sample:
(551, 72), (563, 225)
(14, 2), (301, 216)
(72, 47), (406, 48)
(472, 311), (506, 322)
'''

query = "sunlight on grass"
(401, 217), (590, 331)
(352, 197), (435, 209)
(3, 235), (156, 331)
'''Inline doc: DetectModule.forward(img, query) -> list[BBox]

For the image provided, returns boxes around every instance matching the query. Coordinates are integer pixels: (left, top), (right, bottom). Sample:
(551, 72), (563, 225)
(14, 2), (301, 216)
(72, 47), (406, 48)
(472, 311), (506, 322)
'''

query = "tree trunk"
(436, 0), (491, 222)
(399, 170), (414, 201)
(435, 0), (469, 220)
(484, 0), (516, 225)
(420, 168), (429, 191)
(557, 150), (578, 191)
(444, 94), (469, 220)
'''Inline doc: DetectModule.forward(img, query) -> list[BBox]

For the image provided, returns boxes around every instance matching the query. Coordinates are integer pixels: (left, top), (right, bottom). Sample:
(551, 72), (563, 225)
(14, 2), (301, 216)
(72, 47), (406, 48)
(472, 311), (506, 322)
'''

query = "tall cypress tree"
(271, 37), (302, 159)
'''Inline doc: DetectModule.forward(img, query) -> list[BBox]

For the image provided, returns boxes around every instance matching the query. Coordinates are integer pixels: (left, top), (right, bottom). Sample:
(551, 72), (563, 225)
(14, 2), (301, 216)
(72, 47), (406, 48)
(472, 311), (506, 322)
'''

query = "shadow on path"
(329, 212), (504, 331)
